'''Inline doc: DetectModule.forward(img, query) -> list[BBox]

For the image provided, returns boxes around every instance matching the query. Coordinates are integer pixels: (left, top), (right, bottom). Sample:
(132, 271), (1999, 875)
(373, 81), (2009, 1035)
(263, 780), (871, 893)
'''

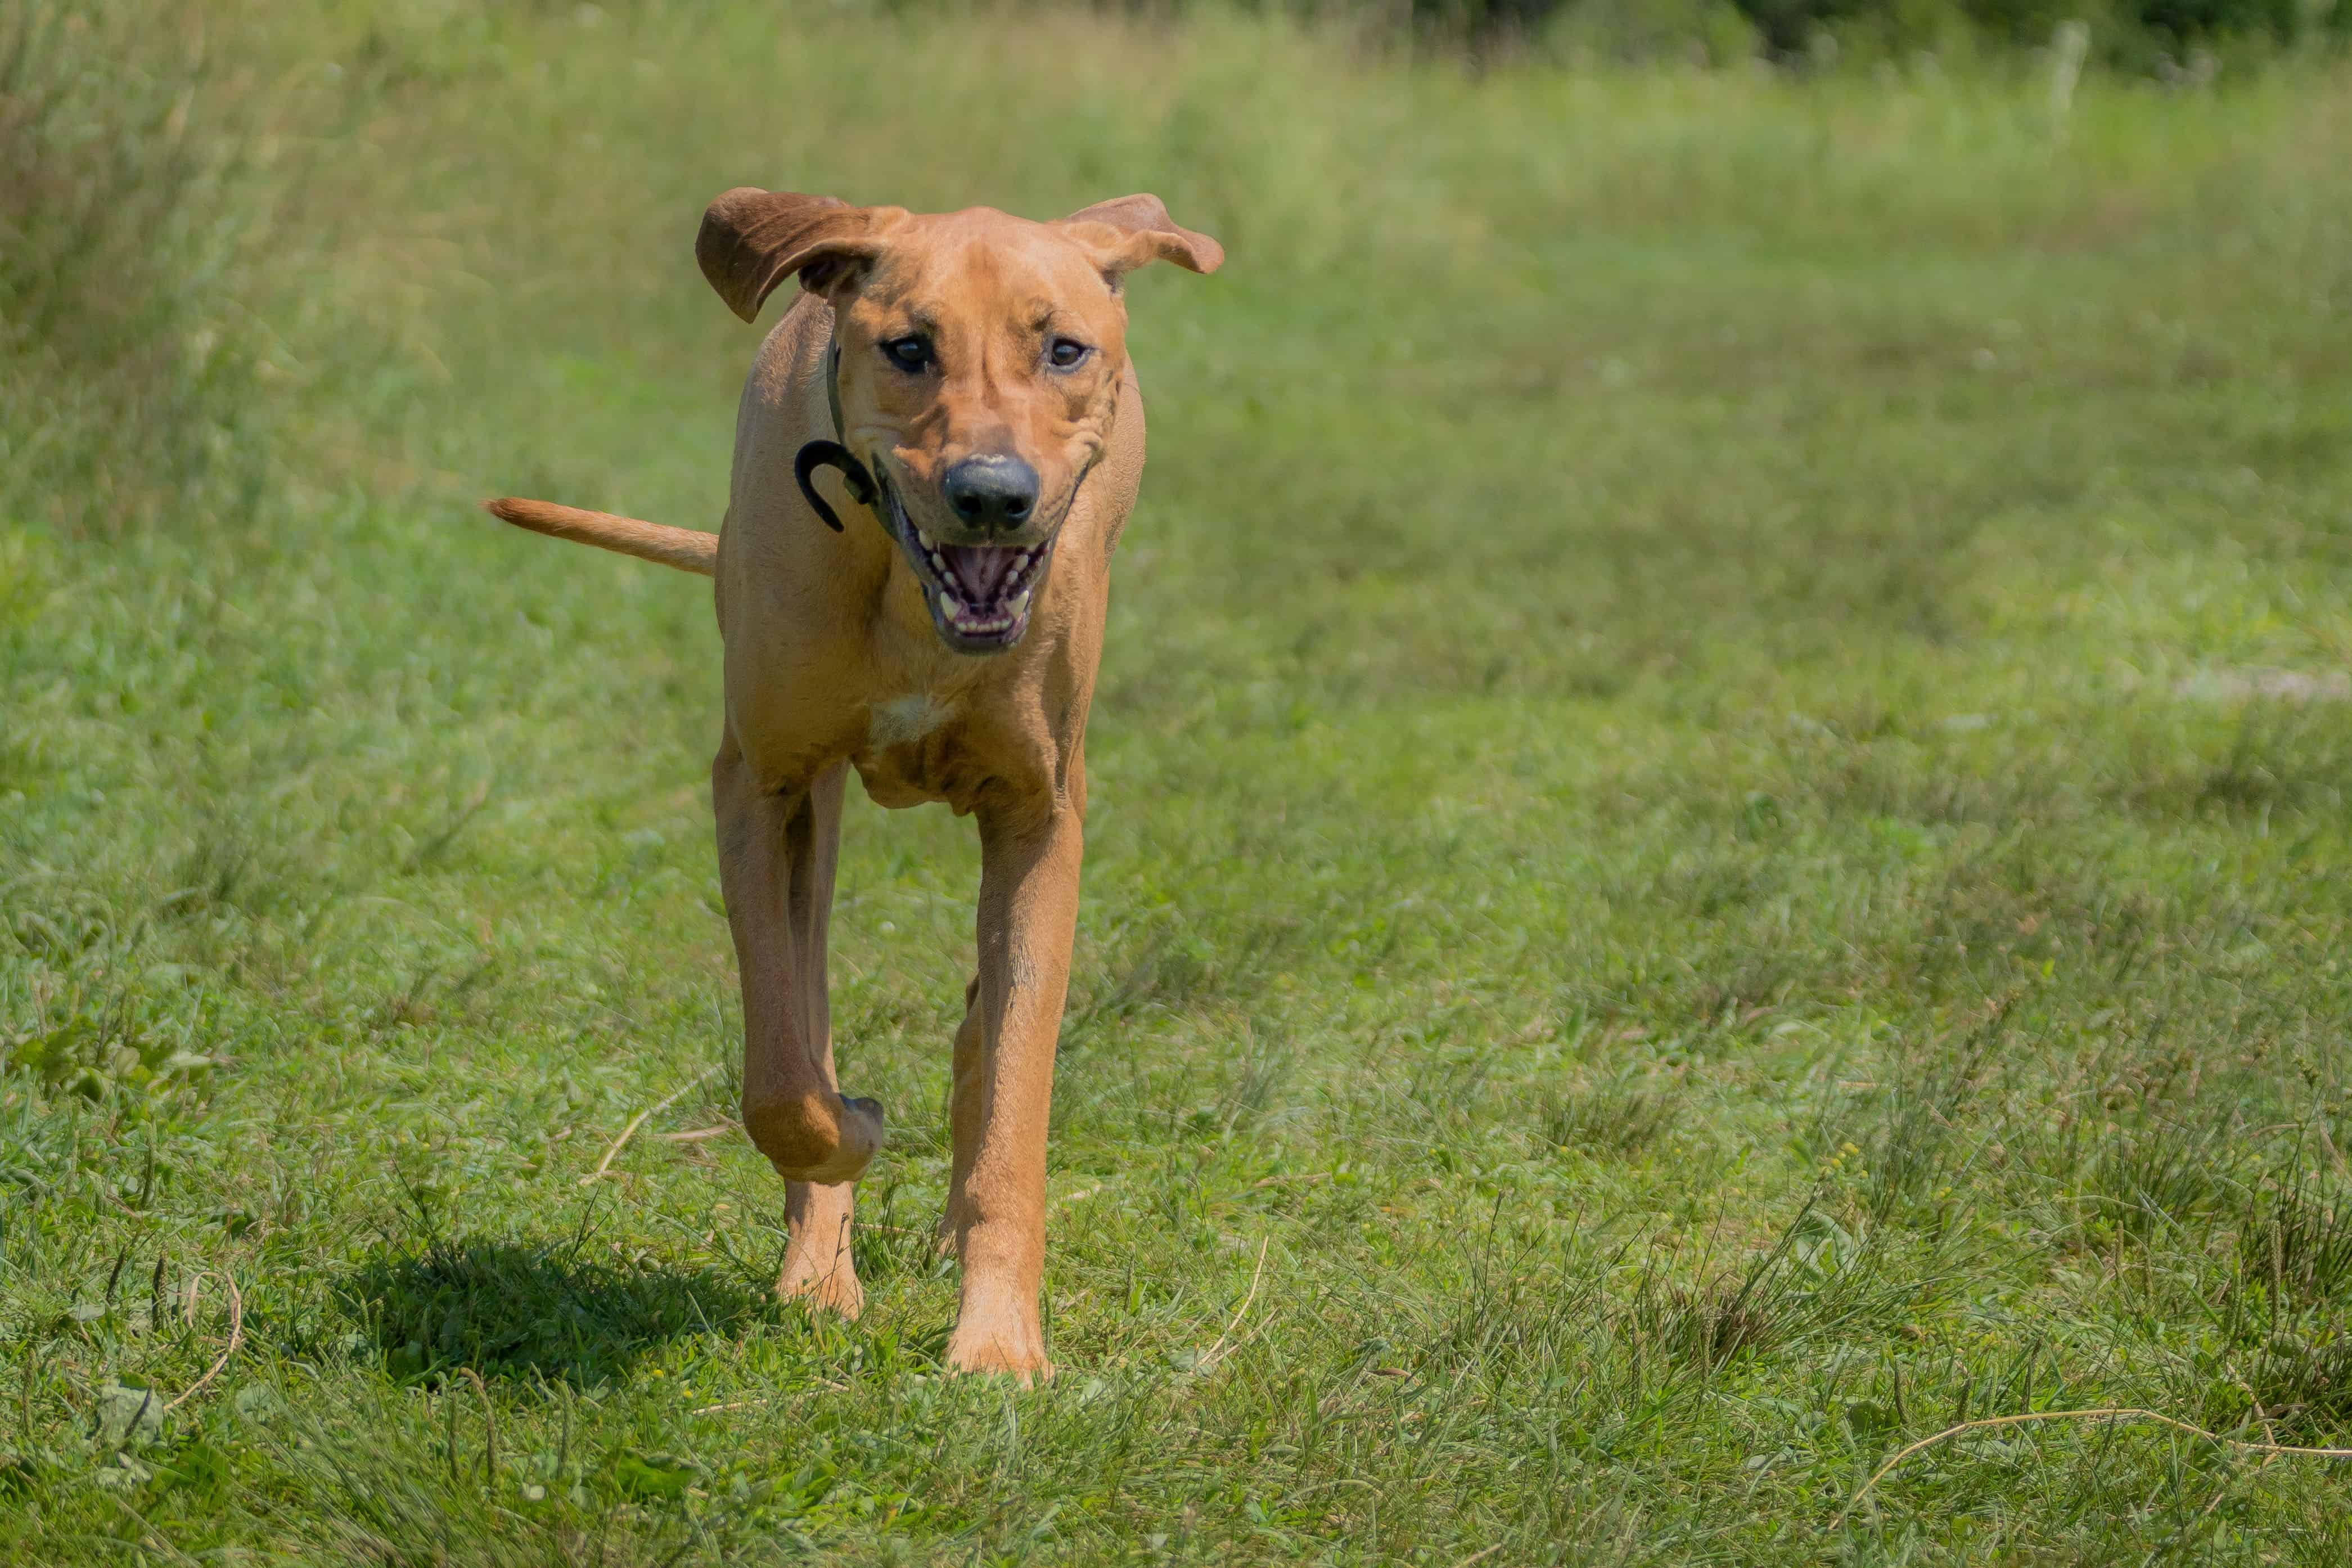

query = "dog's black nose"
(943, 454), (1039, 532)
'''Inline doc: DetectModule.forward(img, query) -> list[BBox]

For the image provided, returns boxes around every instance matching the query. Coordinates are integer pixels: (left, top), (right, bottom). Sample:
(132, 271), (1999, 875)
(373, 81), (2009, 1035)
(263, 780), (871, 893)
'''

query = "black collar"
(793, 341), (883, 534)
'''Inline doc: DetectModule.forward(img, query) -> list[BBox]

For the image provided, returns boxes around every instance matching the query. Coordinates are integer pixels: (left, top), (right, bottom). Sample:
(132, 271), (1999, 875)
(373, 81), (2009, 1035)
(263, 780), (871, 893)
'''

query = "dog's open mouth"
(882, 481), (1055, 653)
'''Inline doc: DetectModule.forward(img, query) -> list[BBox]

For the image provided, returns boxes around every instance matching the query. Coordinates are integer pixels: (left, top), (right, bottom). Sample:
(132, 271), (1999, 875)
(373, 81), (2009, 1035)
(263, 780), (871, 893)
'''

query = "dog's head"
(697, 190), (1221, 654)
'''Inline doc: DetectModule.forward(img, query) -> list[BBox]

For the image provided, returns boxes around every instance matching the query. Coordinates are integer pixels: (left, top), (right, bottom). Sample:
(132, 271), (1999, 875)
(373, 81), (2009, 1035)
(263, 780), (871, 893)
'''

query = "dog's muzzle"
(881, 470), (1058, 655)
(795, 337), (1094, 655)
(794, 438), (1055, 655)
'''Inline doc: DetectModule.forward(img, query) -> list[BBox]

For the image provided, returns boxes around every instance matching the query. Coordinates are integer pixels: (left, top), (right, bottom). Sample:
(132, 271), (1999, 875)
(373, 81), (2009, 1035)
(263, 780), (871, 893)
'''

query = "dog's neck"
(791, 339), (885, 536)
(795, 341), (977, 675)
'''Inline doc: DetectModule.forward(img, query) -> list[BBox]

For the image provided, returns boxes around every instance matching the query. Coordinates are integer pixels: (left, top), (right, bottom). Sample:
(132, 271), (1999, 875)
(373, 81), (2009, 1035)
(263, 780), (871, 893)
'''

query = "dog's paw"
(943, 1317), (1052, 1385)
(778, 1259), (866, 1320)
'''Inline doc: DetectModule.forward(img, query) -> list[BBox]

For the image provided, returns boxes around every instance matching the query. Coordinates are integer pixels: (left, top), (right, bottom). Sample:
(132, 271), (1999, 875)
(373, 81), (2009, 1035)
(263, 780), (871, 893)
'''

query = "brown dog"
(486, 190), (1220, 1380)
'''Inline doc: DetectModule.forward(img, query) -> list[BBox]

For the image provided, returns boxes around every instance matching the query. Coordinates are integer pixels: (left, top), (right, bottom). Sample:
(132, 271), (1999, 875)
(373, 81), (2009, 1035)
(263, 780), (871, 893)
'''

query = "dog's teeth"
(1010, 589), (1032, 615)
(937, 590), (955, 620)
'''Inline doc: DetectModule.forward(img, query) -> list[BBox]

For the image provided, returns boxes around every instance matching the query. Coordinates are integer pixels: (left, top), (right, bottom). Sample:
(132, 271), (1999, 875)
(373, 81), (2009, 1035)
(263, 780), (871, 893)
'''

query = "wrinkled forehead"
(858, 210), (1120, 334)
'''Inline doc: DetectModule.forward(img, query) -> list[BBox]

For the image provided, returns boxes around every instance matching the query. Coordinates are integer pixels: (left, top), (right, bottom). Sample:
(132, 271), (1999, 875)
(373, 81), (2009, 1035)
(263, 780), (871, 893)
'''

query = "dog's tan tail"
(483, 497), (718, 577)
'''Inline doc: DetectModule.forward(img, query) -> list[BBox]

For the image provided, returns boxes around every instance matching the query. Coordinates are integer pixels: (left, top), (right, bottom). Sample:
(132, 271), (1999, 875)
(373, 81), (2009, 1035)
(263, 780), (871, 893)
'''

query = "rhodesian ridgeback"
(485, 189), (1221, 1380)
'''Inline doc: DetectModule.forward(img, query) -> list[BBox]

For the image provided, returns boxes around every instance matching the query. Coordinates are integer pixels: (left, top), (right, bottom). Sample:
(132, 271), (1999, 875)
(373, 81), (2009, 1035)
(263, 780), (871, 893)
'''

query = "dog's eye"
(1046, 338), (1092, 370)
(882, 336), (933, 373)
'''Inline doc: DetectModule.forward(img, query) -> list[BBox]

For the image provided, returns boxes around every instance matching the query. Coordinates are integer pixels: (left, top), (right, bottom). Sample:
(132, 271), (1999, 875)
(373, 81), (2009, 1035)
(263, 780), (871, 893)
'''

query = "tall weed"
(0, 2), (284, 538)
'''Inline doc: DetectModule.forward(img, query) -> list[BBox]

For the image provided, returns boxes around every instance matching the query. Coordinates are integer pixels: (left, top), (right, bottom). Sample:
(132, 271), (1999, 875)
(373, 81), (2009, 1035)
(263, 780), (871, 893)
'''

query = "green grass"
(6, 3), (2352, 1561)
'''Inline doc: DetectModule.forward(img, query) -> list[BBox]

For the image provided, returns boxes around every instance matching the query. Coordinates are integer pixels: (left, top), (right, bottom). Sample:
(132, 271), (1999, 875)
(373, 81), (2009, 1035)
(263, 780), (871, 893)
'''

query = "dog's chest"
(854, 692), (987, 811)
(867, 693), (956, 749)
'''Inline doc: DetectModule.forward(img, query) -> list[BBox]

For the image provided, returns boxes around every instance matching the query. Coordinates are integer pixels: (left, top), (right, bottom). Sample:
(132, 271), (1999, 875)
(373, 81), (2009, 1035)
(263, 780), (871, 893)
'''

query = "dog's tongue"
(943, 544), (1020, 602)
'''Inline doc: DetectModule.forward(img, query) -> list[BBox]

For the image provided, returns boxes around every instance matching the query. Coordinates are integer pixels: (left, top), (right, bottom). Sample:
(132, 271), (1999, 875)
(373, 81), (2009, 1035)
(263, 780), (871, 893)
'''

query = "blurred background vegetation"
(1, 0), (2342, 555)
(1519, 0), (2347, 65)
(2, 0), (2345, 566)
(1, 5), (268, 542)
(1, 0), (2346, 502)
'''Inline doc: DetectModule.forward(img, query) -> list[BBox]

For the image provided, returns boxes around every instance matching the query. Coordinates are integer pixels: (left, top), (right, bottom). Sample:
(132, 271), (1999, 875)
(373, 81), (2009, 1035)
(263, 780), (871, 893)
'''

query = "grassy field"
(6, 3), (2352, 1561)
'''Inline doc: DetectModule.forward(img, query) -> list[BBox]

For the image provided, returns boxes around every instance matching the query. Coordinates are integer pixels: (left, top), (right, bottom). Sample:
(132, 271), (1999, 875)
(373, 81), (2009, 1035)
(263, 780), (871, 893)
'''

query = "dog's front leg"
(943, 786), (1084, 1382)
(714, 747), (878, 1317)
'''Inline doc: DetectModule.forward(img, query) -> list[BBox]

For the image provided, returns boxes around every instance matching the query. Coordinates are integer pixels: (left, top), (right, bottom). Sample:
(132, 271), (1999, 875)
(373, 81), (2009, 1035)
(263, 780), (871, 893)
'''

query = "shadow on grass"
(341, 1238), (775, 1389)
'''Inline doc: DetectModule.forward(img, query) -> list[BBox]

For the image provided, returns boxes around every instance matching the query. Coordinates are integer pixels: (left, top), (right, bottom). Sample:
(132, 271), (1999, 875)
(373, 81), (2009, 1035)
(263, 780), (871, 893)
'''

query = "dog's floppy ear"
(696, 188), (902, 323)
(1058, 193), (1224, 280)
